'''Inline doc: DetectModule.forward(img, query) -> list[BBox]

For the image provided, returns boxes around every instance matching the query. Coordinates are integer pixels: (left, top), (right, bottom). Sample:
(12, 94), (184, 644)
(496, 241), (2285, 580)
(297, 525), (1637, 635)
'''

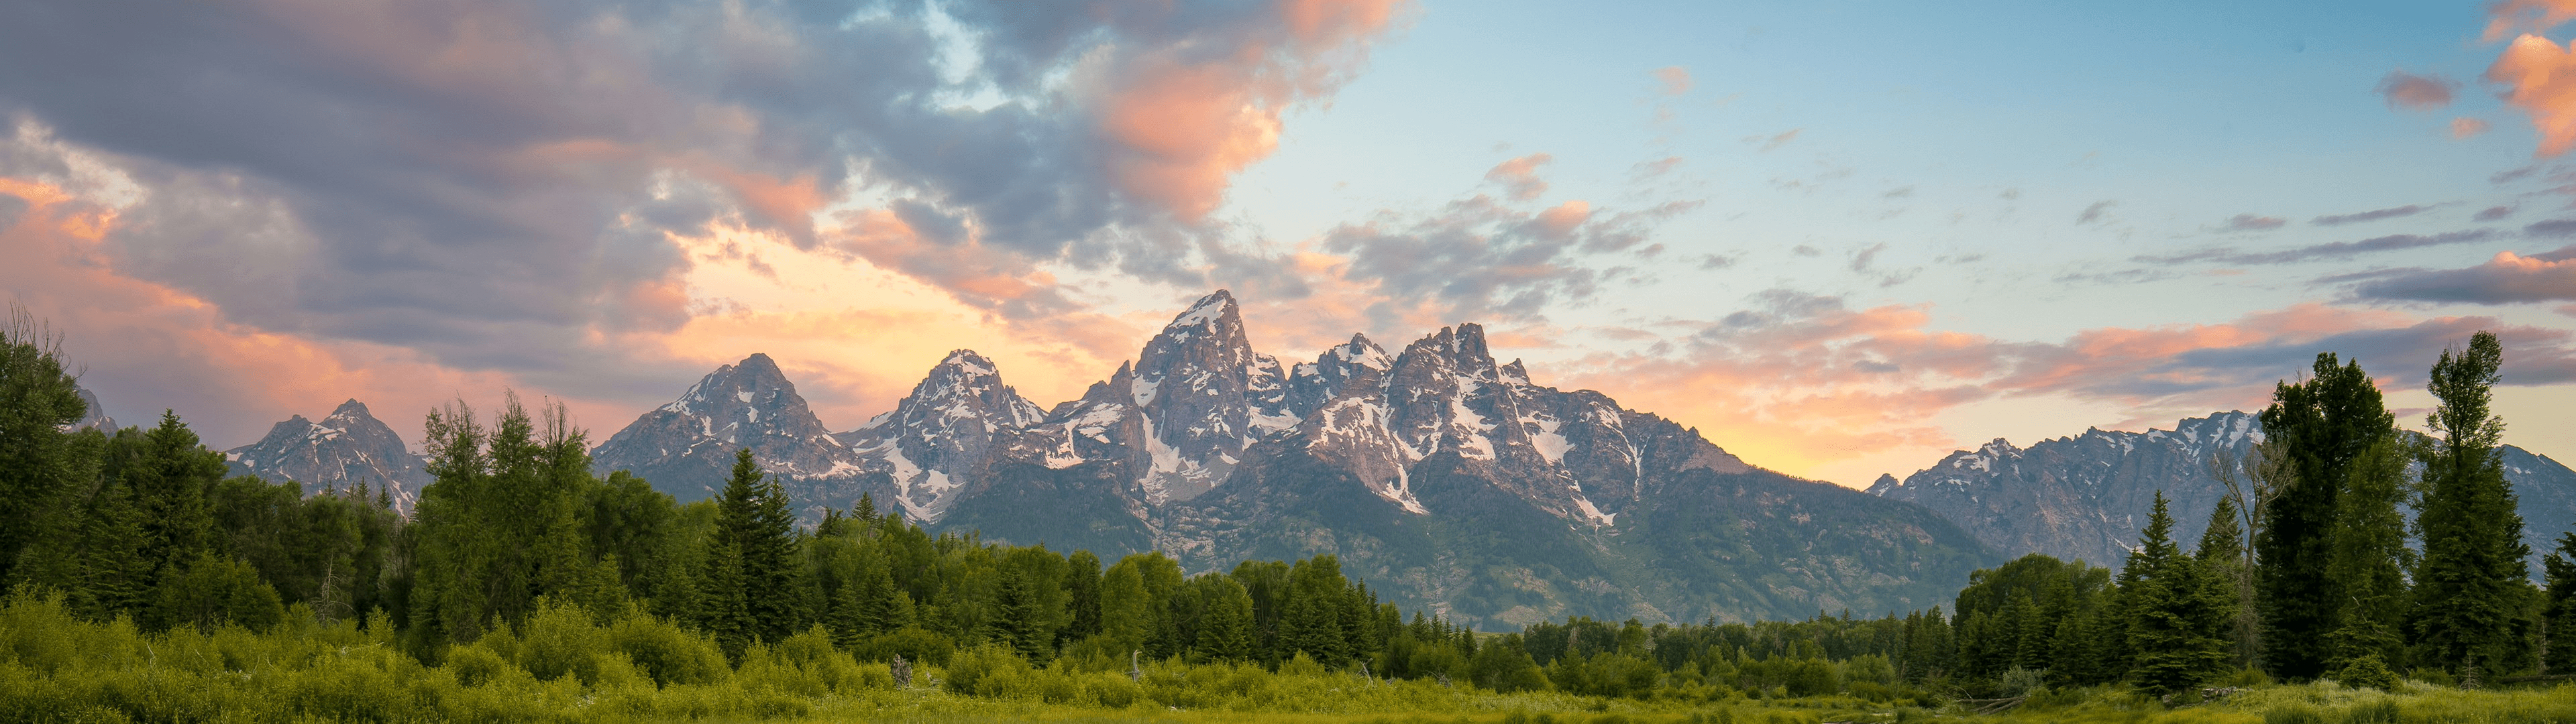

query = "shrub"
(148, 555), (284, 633)
(2333, 654), (2400, 692)
(605, 609), (728, 686)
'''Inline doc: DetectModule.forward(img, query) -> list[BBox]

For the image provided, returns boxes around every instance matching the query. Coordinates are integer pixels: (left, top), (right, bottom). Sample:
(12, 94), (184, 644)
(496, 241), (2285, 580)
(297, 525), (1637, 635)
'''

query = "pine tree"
(1064, 550), (1103, 644)
(705, 447), (806, 655)
(126, 411), (225, 578)
(1280, 556), (1352, 664)
(71, 475), (156, 620)
(2255, 353), (2392, 680)
(2543, 533), (2576, 674)
(2326, 436), (2410, 670)
(2198, 495), (2257, 668)
(2126, 492), (2232, 697)
(2412, 331), (2532, 679)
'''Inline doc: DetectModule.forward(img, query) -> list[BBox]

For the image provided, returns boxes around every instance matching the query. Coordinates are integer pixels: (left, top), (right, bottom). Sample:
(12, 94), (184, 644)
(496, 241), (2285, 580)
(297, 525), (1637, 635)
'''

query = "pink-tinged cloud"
(2487, 0), (2576, 41)
(0, 177), (533, 446)
(2377, 70), (2458, 110)
(2489, 34), (2576, 157)
(1484, 153), (1554, 201)
(1652, 66), (1693, 96)
(1099, 0), (1411, 221)
(2455, 117), (2493, 138)
(1550, 292), (2576, 481)
(2352, 246), (2576, 304)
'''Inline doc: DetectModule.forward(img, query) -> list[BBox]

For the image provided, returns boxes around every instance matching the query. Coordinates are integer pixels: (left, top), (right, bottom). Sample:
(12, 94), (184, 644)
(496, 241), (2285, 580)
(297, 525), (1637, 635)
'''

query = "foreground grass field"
(5, 590), (2572, 724)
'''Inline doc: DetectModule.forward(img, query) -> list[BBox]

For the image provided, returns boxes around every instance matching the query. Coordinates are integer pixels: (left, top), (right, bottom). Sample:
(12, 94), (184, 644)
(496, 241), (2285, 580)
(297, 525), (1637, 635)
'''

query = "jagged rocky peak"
(224, 398), (427, 511)
(1122, 290), (1296, 501)
(655, 353), (827, 435)
(73, 383), (117, 432)
(591, 353), (854, 501)
(835, 349), (1046, 522)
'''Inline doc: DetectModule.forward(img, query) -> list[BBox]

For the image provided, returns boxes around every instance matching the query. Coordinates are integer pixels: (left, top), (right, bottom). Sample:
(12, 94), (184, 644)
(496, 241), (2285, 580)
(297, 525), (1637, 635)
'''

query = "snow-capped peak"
(1165, 289), (1238, 331)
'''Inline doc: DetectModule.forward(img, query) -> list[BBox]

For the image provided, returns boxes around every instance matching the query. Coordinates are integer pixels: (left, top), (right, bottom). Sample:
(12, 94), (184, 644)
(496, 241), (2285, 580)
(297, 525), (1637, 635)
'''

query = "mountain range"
(222, 399), (429, 512)
(1869, 412), (2576, 572)
(589, 290), (1996, 626)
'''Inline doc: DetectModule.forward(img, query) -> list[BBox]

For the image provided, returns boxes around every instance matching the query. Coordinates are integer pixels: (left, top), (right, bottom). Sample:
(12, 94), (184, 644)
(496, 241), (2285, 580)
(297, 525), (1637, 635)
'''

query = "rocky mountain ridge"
(1870, 412), (2576, 571)
(223, 399), (429, 511)
(591, 290), (1998, 626)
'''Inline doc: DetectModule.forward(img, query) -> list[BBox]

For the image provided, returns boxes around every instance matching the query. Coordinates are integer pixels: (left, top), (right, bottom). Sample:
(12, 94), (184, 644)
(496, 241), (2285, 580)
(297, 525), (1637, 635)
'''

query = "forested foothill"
(5, 310), (2576, 723)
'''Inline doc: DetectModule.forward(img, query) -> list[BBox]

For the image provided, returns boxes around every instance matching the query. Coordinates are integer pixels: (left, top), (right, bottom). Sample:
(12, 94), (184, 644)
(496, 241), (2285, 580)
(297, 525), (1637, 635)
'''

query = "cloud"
(2377, 70), (2459, 110)
(1314, 194), (1699, 325)
(0, 0), (1415, 420)
(1484, 153), (1554, 201)
(2216, 213), (2286, 232)
(2489, 32), (2576, 157)
(1631, 156), (1683, 179)
(2349, 245), (2576, 304)
(2456, 117), (2493, 138)
(2137, 229), (2494, 265)
(2076, 200), (2117, 225)
(1652, 66), (1693, 96)
(1558, 292), (2576, 478)
(2530, 218), (2576, 237)
(1752, 129), (1801, 151)
(2312, 204), (2426, 225)
(2486, 0), (2576, 41)
(2478, 205), (2518, 221)
(1850, 243), (1888, 272)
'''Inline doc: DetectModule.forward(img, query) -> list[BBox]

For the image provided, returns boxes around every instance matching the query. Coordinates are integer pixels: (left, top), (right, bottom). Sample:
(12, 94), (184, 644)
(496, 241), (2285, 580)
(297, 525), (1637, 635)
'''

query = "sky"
(3, 0), (2574, 487)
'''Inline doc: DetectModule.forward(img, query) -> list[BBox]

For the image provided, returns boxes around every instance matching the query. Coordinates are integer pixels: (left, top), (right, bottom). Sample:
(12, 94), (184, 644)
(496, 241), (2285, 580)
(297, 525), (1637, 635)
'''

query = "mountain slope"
(223, 400), (429, 511)
(1871, 412), (2576, 571)
(590, 353), (861, 503)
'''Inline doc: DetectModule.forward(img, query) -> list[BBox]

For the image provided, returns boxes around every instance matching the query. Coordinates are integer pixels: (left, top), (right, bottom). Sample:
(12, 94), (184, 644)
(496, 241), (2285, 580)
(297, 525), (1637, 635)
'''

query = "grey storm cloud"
(0, 0), (1382, 400)
(2347, 245), (2576, 305)
(1318, 196), (1699, 326)
(2312, 204), (2426, 226)
(2134, 230), (2493, 266)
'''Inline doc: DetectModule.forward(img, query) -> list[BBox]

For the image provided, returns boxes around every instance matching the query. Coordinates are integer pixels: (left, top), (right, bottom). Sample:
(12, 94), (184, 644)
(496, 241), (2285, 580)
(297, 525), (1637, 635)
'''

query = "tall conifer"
(2126, 492), (2233, 697)
(2412, 331), (2531, 678)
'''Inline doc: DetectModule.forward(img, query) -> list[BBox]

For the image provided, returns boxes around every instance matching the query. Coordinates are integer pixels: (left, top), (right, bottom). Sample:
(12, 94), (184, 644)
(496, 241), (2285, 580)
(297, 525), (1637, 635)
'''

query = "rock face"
(590, 353), (860, 503)
(595, 290), (2001, 625)
(223, 400), (429, 511)
(72, 384), (117, 432)
(1871, 412), (2576, 572)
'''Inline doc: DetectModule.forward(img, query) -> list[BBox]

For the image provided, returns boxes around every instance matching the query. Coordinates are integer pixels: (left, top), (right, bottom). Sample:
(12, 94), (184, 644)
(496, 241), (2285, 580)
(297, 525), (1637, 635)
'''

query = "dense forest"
(4, 312), (2574, 723)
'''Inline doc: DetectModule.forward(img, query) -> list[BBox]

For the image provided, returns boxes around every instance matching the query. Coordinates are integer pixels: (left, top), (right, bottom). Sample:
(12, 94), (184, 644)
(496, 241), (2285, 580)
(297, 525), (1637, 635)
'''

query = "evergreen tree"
(2255, 353), (2391, 680)
(125, 410), (225, 577)
(1193, 577), (1255, 663)
(1279, 556), (1352, 664)
(705, 447), (806, 654)
(2125, 492), (2233, 697)
(2412, 331), (2532, 678)
(2326, 437), (2410, 670)
(2544, 533), (2576, 674)
(2198, 495), (2257, 667)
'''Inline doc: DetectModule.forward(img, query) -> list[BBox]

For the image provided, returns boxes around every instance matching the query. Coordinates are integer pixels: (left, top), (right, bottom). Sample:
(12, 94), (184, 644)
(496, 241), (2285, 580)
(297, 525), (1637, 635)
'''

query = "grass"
(4, 591), (2573, 723)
